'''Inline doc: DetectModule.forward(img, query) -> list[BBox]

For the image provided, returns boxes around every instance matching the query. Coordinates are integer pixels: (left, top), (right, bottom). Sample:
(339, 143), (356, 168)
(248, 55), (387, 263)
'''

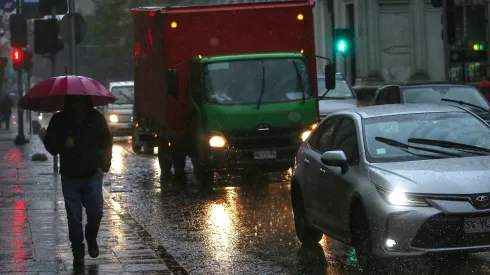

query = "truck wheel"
(192, 159), (214, 186)
(200, 169), (214, 187)
(132, 133), (141, 153)
(173, 154), (187, 183)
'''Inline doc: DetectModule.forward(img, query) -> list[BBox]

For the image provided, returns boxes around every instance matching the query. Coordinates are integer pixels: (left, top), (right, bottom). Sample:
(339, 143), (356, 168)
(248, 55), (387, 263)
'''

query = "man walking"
(0, 93), (13, 129)
(43, 95), (112, 267)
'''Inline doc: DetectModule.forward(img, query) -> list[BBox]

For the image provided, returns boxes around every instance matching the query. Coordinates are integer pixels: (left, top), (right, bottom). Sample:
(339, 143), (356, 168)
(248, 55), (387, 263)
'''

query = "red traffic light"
(12, 48), (23, 70)
(12, 48), (22, 61)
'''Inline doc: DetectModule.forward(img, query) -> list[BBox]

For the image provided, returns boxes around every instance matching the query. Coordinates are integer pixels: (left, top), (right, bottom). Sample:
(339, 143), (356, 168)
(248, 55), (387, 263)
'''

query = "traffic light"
(12, 48), (23, 71)
(473, 43), (485, 51)
(39, 0), (68, 16)
(23, 50), (33, 70)
(9, 14), (27, 48)
(334, 28), (353, 56)
(34, 19), (64, 55)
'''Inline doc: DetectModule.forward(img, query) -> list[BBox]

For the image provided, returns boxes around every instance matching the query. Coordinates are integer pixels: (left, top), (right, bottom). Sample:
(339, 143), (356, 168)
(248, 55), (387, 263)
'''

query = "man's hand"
(97, 168), (104, 177)
(64, 136), (75, 149)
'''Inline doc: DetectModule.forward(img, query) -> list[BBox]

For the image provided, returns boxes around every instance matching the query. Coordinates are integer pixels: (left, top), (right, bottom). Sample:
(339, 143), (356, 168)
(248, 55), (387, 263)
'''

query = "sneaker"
(87, 239), (99, 258)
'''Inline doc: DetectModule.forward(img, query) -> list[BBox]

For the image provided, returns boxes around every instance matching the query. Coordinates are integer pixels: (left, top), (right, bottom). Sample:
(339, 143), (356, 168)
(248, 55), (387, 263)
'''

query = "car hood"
(368, 156), (490, 195)
(319, 98), (357, 117)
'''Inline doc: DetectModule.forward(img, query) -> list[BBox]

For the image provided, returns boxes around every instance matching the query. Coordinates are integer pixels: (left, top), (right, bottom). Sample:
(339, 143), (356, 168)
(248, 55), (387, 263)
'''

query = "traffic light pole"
(442, 0), (450, 81)
(27, 69), (31, 134)
(51, 7), (58, 174)
(68, 0), (76, 74)
(14, 0), (27, 146)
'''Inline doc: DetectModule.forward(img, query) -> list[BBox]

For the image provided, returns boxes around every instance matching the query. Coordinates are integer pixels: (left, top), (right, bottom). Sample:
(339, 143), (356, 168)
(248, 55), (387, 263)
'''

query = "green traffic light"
(473, 44), (485, 51)
(336, 40), (348, 53)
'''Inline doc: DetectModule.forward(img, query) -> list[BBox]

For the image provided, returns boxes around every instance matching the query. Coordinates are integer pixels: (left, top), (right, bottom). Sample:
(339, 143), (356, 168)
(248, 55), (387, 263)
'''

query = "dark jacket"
(43, 106), (112, 179)
(0, 94), (13, 114)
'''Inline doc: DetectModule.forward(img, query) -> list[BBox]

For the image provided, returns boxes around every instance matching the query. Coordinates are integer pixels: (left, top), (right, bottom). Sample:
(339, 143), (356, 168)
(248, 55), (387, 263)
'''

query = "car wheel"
(291, 183), (322, 245)
(350, 206), (377, 270)
(132, 133), (141, 153)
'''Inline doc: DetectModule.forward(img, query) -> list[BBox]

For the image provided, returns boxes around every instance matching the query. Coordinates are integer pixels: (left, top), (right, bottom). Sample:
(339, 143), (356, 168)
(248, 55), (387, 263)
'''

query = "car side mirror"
(324, 64), (336, 90)
(166, 69), (179, 97)
(320, 150), (348, 173)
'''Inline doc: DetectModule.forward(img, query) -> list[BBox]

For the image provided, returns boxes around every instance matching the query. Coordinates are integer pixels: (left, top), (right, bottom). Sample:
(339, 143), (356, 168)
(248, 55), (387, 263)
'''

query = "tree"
(91, 0), (161, 64)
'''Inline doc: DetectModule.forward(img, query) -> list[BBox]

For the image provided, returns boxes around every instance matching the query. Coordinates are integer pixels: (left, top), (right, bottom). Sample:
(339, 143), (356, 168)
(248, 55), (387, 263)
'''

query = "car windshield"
(203, 58), (311, 105)
(111, 86), (134, 104)
(363, 112), (490, 163)
(318, 78), (354, 99)
(403, 86), (490, 112)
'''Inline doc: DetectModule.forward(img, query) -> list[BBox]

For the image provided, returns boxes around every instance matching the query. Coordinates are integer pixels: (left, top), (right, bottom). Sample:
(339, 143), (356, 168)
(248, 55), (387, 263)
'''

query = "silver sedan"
(291, 103), (490, 269)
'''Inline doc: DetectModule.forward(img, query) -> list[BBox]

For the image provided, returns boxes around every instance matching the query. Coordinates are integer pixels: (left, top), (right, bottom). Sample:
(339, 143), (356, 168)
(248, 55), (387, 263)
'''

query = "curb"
(103, 188), (190, 275)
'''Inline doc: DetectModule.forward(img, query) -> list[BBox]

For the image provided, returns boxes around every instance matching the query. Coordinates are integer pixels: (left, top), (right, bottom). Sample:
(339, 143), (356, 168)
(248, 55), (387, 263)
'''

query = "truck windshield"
(111, 86), (134, 105)
(203, 58), (311, 105)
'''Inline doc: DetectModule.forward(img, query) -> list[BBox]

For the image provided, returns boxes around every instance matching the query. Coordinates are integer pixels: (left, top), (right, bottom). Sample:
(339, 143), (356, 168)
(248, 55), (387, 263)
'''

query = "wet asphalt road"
(103, 139), (490, 275)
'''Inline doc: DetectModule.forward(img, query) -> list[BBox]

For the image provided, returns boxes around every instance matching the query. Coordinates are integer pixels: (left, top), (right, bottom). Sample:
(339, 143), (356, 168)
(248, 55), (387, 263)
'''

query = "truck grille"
(223, 127), (303, 150)
(411, 213), (490, 249)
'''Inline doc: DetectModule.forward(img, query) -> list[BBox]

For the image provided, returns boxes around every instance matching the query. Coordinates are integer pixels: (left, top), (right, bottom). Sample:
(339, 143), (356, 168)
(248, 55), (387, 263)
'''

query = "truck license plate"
(464, 216), (490, 233)
(254, 151), (276, 160)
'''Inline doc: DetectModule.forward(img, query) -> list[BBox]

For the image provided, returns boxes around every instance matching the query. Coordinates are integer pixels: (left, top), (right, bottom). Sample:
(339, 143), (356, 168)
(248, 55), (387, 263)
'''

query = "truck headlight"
(209, 136), (226, 148)
(300, 123), (318, 142)
(109, 114), (118, 123)
(377, 187), (428, 206)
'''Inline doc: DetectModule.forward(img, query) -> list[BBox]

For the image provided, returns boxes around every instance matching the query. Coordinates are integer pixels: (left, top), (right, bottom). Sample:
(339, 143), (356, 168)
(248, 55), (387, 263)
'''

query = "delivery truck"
(131, 0), (336, 185)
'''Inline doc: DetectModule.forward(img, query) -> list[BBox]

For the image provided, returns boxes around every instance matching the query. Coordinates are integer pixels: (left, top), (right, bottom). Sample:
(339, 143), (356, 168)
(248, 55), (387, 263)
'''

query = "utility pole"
(51, 7), (58, 174)
(442, 0), (450, 82)
(14, 0), (26, 145)
(27, 69), (31, 134)
(68, 0), (76, 74)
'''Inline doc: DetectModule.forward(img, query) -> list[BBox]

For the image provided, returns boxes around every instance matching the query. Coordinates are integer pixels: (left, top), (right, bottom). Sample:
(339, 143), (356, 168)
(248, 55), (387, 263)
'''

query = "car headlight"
(109, 114), (119, 123)
(209, 135), (226, 148)
(377, 187), (428, 206)
(300, 123), (318, 142)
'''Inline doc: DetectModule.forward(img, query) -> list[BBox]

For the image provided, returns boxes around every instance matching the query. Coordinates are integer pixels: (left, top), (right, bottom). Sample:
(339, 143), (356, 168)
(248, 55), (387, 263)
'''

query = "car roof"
(109, 81), (134, 88)
(335, 104), (467, 119)
(381, 82), (476, 89)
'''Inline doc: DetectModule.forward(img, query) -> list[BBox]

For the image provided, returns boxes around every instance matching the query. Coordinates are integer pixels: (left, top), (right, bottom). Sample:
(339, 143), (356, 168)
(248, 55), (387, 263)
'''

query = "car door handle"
(319, 168), (326, 174)
(304, 158), (310, 164)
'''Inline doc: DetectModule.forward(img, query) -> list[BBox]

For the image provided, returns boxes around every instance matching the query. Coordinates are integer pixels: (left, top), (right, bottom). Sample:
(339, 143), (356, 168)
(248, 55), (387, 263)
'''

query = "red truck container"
(131, 1), (331, 184)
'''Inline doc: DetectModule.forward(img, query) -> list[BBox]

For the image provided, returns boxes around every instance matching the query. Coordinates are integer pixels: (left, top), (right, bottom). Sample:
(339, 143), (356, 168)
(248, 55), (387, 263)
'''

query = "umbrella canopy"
(19, 75), (117, 112)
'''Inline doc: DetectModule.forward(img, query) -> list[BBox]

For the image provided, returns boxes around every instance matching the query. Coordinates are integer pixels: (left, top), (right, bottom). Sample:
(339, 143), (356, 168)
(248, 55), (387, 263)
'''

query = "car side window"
(308, 117), (341, 153)
(330, 117), (360, 165)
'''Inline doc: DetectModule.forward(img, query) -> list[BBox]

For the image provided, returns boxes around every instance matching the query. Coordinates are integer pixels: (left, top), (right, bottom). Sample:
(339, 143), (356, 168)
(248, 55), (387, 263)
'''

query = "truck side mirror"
(325, 64), (336, 90)
(166, 69), (179, 97)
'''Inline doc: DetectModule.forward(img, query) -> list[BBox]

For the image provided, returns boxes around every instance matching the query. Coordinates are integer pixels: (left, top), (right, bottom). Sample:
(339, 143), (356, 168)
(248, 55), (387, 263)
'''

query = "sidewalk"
(0, 129), (186, 275)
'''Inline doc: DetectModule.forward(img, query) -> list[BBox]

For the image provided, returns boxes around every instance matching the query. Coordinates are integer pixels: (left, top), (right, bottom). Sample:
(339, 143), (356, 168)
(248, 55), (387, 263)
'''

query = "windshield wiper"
(441, 98), (488, 113)
(292, 61), (305, 105)
(256, 62), (265, 110)
(375, 136), (462, 158)
(408, 138), (490, 156)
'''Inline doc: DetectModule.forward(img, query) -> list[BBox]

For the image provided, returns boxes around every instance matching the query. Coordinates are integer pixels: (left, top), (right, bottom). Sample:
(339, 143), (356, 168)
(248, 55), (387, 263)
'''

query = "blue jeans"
(61, 174), (104, 248)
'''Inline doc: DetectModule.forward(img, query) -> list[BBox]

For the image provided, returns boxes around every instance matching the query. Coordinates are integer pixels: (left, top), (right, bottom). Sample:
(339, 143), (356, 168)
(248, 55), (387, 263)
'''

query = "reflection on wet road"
(105, 140), (490, 274)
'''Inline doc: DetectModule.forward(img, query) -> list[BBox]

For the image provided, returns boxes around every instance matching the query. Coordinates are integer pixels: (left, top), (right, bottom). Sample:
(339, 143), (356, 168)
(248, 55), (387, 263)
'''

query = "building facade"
(318, 0), (489, 88)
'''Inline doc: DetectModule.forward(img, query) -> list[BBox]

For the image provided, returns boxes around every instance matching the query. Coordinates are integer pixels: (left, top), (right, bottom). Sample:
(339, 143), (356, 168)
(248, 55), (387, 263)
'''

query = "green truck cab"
(165, 53), (319, 183)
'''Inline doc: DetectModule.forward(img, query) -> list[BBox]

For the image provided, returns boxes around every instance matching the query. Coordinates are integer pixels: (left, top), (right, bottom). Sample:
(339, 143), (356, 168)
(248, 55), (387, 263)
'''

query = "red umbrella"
(19, 75), (117, 112)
